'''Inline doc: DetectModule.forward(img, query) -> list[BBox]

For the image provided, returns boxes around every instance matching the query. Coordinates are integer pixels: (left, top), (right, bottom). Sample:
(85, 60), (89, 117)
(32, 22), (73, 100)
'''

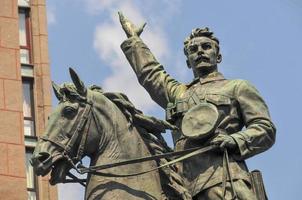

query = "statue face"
(186, 36), (221, 75)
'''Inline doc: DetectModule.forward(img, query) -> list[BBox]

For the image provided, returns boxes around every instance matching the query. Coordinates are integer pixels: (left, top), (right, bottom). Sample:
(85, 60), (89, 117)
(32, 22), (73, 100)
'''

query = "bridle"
(40, 99), (95, 186)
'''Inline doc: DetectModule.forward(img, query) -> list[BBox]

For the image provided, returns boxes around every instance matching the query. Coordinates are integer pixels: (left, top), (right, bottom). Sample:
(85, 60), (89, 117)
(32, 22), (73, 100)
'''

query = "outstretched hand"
(118, 11), (146, 38)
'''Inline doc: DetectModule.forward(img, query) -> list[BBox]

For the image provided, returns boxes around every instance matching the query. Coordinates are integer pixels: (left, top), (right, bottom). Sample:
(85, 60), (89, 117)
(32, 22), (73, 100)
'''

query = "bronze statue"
(30, 68), (191, 200)
(119, 12), (276, 200)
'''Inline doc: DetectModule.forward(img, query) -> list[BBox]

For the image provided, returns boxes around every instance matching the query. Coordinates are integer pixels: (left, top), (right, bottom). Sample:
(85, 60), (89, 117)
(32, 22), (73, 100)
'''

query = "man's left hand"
(210, 134), (237, 150)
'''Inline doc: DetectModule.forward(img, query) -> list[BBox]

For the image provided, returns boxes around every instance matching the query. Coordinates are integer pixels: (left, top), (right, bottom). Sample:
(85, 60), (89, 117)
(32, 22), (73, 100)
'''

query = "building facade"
(0, 0), (57, 199)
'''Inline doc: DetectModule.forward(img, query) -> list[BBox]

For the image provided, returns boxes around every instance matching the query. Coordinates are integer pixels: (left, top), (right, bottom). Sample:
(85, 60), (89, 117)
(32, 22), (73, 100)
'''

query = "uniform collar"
(188, 72), (226, 87)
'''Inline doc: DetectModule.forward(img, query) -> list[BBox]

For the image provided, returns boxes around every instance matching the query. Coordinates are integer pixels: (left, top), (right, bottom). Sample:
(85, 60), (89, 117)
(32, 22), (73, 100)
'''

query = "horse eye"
(62, 106), (77, 117)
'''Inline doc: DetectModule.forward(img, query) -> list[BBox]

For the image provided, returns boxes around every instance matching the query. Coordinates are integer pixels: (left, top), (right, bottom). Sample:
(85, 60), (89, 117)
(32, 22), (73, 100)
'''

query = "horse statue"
(30, 68), (191, 200)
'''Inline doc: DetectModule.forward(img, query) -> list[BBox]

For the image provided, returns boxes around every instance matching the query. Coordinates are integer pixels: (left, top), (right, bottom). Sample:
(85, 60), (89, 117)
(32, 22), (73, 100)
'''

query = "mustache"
(195, 55), (210, 63)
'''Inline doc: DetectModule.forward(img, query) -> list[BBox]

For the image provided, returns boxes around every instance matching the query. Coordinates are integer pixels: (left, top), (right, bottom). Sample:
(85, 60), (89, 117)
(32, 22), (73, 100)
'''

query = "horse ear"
(52, 81), (63, 100)
(69, 67), (87, 96)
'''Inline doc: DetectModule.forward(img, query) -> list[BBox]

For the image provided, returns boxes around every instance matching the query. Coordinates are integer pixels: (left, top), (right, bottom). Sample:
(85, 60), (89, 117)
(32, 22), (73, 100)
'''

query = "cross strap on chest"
(166, 84), (210, 122)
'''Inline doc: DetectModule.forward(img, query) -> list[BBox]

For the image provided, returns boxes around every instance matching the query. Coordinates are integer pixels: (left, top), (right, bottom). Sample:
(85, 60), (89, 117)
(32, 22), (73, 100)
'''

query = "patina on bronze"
(118, 12), (276, 200)
(31, 68), (192, 200)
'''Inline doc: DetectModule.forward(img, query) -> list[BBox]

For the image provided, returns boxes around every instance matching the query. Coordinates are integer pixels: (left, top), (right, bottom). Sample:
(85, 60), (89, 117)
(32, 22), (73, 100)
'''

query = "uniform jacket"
(121, 36), (276, 196)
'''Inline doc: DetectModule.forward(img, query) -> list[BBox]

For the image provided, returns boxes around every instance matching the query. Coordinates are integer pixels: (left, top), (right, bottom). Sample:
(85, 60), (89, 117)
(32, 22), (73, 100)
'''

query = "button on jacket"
(121, 36), (276, 196)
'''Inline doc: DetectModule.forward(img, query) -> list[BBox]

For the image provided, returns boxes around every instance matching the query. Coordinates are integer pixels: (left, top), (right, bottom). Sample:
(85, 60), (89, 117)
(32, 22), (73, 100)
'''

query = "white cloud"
(92, 0), (183, 112)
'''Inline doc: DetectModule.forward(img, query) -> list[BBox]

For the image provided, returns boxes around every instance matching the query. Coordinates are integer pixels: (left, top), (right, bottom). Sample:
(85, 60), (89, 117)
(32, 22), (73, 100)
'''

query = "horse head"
(31, 68), (102, 185)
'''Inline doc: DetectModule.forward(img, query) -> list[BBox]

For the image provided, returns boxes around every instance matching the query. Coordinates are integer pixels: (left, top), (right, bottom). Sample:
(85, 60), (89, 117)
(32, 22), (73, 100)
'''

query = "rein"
(77, 144), (217, 177)
(41, 97), (218, 185)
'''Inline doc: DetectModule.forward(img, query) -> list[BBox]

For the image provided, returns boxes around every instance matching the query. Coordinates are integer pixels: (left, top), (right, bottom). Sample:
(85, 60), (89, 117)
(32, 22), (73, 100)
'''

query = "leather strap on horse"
(76, 145), (217, 177)
(40, 102), (93, 162)
(66, 102), (92, 160)
(74, 104), (92, 161)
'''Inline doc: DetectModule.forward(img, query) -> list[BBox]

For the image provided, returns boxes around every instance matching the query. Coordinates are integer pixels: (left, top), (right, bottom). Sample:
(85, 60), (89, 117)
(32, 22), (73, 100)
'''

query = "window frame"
(19, 7), (33, 64)
(22, 77), (36, 137)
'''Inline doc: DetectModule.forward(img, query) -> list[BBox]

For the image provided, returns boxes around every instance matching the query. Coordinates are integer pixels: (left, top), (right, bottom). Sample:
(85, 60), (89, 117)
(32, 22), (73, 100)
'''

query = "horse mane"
(103, 92), (177, 132)
(58, 82), (86, 102)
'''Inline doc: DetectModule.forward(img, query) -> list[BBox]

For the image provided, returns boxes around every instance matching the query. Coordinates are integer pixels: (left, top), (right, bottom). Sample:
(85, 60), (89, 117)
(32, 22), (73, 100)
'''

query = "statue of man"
(118, 12), (276, 200)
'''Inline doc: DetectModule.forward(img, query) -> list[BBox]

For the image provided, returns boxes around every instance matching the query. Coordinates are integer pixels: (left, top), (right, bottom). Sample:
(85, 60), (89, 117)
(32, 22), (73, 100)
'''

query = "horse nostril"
(39, 152), (51, 162)
(35, 152), (51, 164)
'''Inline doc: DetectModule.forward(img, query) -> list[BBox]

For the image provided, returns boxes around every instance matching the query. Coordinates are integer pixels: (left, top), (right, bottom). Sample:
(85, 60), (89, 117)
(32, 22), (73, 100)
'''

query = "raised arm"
(118, 12), (186, 108)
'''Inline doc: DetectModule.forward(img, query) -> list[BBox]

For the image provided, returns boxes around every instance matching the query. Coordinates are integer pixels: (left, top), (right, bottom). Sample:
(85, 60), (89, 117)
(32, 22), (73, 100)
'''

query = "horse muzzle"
(30, 152), (53, 176)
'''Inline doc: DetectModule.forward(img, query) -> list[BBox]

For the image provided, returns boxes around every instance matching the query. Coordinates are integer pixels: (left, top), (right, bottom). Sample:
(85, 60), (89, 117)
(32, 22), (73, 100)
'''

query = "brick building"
(0, 0), (57, 199)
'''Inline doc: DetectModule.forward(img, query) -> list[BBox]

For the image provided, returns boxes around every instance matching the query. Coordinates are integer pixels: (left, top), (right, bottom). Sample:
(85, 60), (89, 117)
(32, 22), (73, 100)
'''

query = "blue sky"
(46, 0), (302, 199)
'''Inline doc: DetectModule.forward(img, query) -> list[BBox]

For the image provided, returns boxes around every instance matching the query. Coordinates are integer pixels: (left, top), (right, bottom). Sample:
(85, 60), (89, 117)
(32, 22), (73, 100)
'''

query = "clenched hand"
(210, 134), (237, 150)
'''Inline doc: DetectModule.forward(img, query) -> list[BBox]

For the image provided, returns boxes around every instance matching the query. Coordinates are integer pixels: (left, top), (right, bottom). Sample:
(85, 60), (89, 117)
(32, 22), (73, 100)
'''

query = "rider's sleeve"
(121, 36), (187, 109)
(231, 80), (276, 160)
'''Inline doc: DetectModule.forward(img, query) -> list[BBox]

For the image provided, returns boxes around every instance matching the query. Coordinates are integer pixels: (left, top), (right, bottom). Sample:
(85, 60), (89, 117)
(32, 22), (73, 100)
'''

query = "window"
(22, 78), (35, 137)
(19, 8), (32, 64)
(26, 148), (38, 200)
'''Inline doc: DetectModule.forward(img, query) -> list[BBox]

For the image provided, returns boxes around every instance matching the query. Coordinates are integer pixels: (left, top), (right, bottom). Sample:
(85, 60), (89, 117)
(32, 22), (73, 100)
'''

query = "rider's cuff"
(121, 36), (142, 51)
(230, 132), (249, 161)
